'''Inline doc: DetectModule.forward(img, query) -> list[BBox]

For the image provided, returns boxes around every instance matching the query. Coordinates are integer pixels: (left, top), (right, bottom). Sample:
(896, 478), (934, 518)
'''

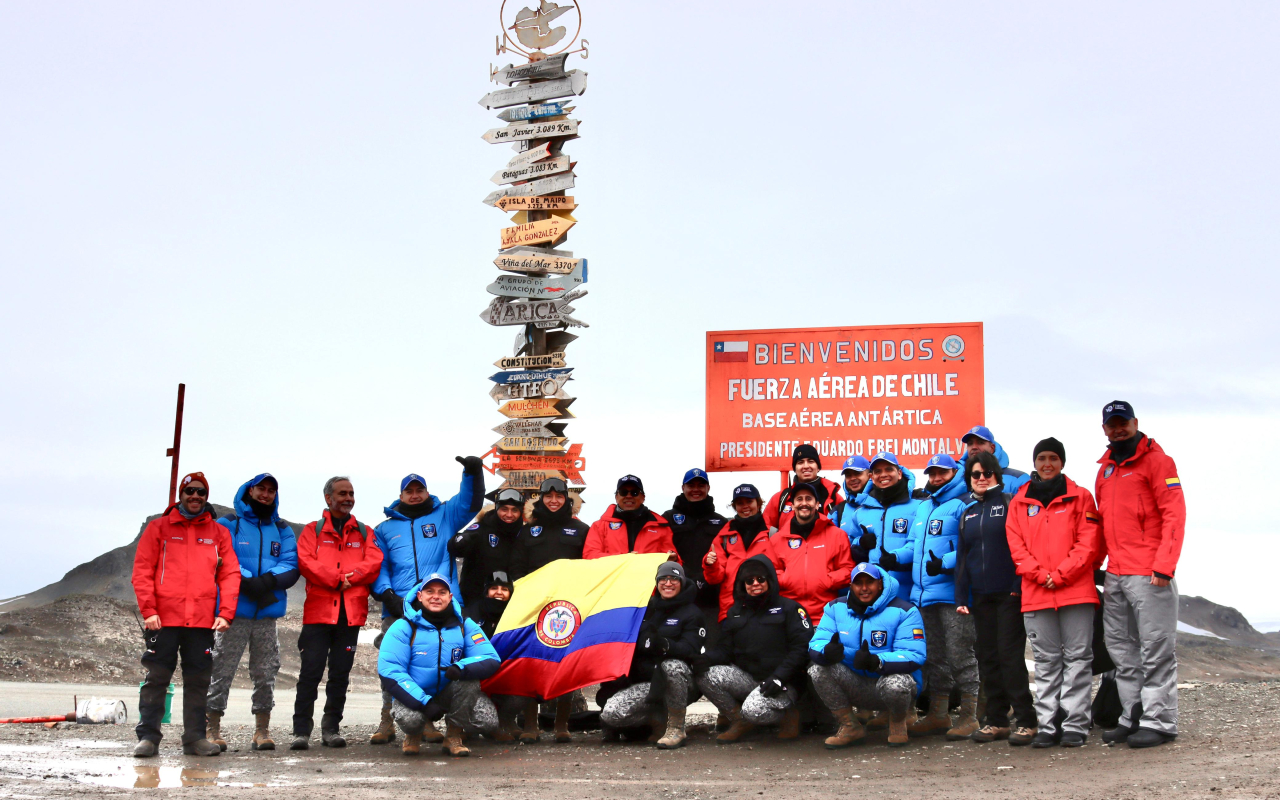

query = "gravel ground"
(0, 682), (1276, 798)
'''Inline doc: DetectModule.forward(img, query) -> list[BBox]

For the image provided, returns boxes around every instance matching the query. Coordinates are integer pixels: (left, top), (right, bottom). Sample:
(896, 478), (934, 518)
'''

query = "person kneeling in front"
(377, 574), (501, 757)
(698, 555), (812, 743)
(807, 564), (926, 748)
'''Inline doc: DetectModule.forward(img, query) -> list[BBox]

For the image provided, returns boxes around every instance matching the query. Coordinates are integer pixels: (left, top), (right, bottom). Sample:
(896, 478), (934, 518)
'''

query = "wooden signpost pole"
(481, 7), (589, 496)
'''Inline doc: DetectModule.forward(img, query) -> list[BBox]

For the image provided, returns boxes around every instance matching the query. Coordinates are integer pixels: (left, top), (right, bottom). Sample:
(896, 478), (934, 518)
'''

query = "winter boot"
(946, 693), (980, 740)
(443, 722), (470, 757)
(182, 738), (222, 756)
(776, 706), (801, 739)
(655, 706), (686, 749)
(492, 705), (519, 743)
(715, 709), (755, 744)
(554, 696), (573, 743)
(206, 711), (227, 752)
(402, 731), (422, 755)
(320, 728), (346, 748)
(909, 692), (952, 737)
(887, 709), (910, 747)
(370, 703), (397, 745)
(251, 712), (275, 751)
(133, 739), (158, 758)
(647, 707), (667, 743)
(519, 698), (541, 743)
(824, 707), (866, 749)
(715, 712), (730, 732)
(289, 734), (309, 750)
(423, 723), (444, 743)
(865, 710), (890, 730)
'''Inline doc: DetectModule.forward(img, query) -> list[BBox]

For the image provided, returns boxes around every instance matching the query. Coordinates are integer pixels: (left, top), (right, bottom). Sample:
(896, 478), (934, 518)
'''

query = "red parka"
(1094, 436), (1185, 577)
(132, 506), (241, 628)
(702, 521), (775, 621)
(763, 477), (844, 529)
(583, 505), (677, 560)
(768, 515), (854, 623)
(297, 511), (383, 626)
(1005, 477), (1102, 612)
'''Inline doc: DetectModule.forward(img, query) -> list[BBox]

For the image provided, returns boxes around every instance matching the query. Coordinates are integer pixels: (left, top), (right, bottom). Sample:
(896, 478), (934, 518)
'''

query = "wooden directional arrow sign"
(495, 195), (575, 212)
(497, 398), (574, 419)
(484, 172), (575, 206)
(478, 70), (587, 109)
(498, 469), (568, 490)
(499, 216), (575, 249)
(494, 352), (567, 370)
(484, 444), (586, 484)
(479, 291), (587, 328)
(492, 417), (567, 438)
(486, 260), (586, 298)
(481, 118), (580, 145)
(491, 155), (572, 186)
(493, 53), (569, 86)
(494, 251), (581, 276)
(490, 367), (573, 385)
(496, 101), (571, 123)
(504, 142), (554, 169)
(545, 330), (579, 352)
(489, 378), (572, 403)
(493, 436), (567, 452)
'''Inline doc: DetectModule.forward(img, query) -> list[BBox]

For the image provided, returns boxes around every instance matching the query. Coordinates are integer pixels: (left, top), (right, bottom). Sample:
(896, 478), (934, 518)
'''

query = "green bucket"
(139, 682), (176, 724)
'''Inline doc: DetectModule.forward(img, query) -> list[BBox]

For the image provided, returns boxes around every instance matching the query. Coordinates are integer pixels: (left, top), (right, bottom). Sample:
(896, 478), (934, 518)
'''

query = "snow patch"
(1177, 621), (1225, 639)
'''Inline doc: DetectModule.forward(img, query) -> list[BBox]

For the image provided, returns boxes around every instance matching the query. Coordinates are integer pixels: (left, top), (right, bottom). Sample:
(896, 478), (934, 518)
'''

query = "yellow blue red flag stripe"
(1165, 477), (1182, 489)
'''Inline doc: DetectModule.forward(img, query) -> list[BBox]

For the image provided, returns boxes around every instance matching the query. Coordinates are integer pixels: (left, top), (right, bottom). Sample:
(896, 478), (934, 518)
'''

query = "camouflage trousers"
(920, 603), (980, 695)
(696, 664), (798, 725)
(807, 662), (917, 716)
(392, 681), (498, 737)
(207, 617), (281, 715)
(599, 660), (693, 729)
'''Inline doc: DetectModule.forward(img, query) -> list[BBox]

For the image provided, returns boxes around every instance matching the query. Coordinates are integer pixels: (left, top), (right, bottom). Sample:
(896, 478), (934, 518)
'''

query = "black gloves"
(879, 550), (902, 571)
(641, 636), (670, 655)
(758, 678), (785, 698)
(239, 575), (269, 602)
(823, 637), (845, 663)
(691, 656), (712, 676)
(261, 573), (277, 591)
(444, 664), (465, 681)
(381, 590), (405, 619)
(852, 640), (880, 672)
(456, 455), (484, 476)
(925, 551), (943, 576)
(857, 528), (877, 552)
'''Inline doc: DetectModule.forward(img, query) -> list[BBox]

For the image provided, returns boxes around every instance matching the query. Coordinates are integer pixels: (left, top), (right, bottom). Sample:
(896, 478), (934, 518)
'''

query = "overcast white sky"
(1, 3), (1276, 625)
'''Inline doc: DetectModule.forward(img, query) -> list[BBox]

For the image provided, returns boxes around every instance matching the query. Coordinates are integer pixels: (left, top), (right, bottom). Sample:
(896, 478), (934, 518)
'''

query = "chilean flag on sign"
(713, 341), (748, 362)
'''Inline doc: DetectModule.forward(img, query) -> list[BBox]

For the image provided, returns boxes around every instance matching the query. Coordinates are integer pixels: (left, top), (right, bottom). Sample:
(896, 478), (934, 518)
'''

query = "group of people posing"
(130, 400), (1185, 760)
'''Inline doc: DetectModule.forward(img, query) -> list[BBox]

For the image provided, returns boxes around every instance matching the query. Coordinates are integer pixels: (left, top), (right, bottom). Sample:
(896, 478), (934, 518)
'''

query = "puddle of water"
(60, 740), (126, 750)
(80, 765), (293, 789)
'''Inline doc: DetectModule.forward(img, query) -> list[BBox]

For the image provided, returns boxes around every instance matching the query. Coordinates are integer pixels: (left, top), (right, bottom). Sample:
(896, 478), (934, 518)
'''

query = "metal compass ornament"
(497, 0), (588, 61)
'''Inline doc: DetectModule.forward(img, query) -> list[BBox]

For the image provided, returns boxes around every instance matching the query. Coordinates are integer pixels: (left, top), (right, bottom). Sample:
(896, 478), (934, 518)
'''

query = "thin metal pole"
(780, 470), (790, 492)
(166, 384), (186, 508)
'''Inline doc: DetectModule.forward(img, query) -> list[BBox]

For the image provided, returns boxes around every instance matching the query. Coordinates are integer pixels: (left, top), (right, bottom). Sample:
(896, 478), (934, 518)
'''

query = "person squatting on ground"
(663, 468), (729, 638)
(954, 451), (1037, 746)
(808, 564), (927, 748)
(377, 574), (501, 757)
(207, 473), (299, 752)
(598, 562), (707, 749)
(851, 453), (918, 602)
(1006, 438), (1102, 748)
(702, 484), (775, 623)
(763, 443), (844, 529)
(462, 571), (522, 742)
(1095, 401), (1185, 749)
(584, 475), (677, 560)
(698, 555), (812, 743)
(131, 472), (240, 758)
(292, 477), (383, 750)
(881, 454), (980, 740)
(368, 459), (484, 745)
(768, 481), (853, 624)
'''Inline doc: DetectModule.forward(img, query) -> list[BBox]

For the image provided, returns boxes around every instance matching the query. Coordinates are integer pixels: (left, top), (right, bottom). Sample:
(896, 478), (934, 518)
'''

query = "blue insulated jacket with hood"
(218, 476), (299, 620)
(888, 469), (969, 607)
(808, 571), (925, 691)
(849, 468), (918, 602)
(373, 468), (483, 613)
(376, 574), (501, 711)
(961, 438), (1029, 495)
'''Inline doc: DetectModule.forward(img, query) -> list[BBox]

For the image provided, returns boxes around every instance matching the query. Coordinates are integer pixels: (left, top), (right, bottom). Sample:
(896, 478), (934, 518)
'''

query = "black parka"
(706, 554), (814, 685)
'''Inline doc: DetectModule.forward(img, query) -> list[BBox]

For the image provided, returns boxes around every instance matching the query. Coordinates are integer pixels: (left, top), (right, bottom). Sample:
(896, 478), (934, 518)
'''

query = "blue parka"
(376, 574), (501, 711)
(960, 440), (1030, 495)
(808, 572), (925, 692)
(217, 478), (299, 620)
(373, 469), (483, 614)
(849, 469), (918, 602)
(888, 470), (969, 607)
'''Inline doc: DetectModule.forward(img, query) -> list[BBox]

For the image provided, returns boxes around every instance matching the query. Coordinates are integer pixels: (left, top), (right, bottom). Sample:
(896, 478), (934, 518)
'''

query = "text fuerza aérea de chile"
(727, 372), (960, 401)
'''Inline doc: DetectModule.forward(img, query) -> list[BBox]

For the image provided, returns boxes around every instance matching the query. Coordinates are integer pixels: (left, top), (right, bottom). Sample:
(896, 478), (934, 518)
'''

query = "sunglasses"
(617, 489), (642, 497)
(743, 575), (768, 585)
(969, 470), (996, 480)
(657, 576), (681, 584)
(182, 487), (208, 497)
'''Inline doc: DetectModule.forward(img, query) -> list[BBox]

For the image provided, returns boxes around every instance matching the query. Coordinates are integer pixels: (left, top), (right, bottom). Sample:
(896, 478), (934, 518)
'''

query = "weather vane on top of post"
(496, 0), (588, 64)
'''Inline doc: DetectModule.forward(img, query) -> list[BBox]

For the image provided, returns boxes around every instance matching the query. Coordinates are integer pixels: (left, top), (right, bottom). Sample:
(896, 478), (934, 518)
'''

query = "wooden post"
(166, 383), (186, 508)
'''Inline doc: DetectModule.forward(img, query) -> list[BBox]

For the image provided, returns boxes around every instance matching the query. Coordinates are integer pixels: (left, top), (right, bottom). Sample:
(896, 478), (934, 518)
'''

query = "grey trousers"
(696, 665), (798, 725)
(207, 617), (281, 715)
(391, 680), (499, 736)
(599, 660), (692, 728)
(1024, 604), (1094, 735)
(378, 616), (396, 707)
(1103, 573), (1179, 735)
(920, 603), (979, 696)
(807, 662), (917, 716)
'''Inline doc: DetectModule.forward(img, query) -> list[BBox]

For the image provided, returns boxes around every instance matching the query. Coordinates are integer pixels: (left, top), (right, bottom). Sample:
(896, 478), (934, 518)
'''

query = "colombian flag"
(481, 553), (667, 698)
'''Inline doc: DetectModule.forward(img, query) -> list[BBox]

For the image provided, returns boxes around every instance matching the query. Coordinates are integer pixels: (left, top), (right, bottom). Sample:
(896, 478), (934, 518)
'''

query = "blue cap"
(421, 572), (451, 591)
(962, 425), (994, 445)
(247, 473), (277, 489)
(868, 452), (900, 470)
(401, 473), (427, 492)
(924, 453), (959, 473)
(616, 475), (644, 493)
(682, 468), (709, 485)
(732, 483), (761, 501)
(1102, 400), (1136, 422)
(841, 456), (871, 473)
(851, 563), (884, 582)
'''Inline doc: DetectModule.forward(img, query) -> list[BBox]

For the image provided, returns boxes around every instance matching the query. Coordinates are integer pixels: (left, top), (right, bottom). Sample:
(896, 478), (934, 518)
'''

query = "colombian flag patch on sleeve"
(471, 632), (486, 644)
(1084, 511), (1100, 523)
(1165, 477), (1182, 489)
(912, 629), (925, 640)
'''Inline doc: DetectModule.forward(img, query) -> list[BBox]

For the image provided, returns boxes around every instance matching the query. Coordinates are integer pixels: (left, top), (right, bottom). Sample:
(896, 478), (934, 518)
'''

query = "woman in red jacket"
(703, 484), (775, 622)
(1005, 439), (1101, 749)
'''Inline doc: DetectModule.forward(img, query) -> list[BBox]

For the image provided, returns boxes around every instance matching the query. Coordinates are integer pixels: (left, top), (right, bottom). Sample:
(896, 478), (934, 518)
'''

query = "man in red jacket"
(769, 482), (854, 623)
(763, 444), (844, 529)
(1094, 401), (1185, 749)
(291, 476), (384, 750)
(584, 475), (678, 559)
(131, 472), (240, 758)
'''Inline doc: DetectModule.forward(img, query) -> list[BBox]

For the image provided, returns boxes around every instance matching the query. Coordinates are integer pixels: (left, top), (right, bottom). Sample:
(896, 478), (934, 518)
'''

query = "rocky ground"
(0, 683), (1276, 798)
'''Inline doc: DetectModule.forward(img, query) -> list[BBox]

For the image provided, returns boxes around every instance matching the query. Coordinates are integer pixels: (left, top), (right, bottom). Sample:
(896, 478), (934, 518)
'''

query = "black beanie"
(1033, 437), (1066, 465)
(792, 443), (821, 470)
